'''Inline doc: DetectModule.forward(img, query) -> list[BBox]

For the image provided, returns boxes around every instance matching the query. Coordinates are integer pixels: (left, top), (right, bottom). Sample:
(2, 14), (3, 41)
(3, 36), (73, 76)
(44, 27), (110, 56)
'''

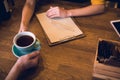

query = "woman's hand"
(19, 23), (28, 33)
(46, 6), (69, 18)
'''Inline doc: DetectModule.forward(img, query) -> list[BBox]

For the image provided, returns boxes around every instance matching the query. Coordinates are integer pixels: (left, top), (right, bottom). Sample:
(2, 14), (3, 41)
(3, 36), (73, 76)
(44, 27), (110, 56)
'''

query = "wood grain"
(0, 0), (120, 80)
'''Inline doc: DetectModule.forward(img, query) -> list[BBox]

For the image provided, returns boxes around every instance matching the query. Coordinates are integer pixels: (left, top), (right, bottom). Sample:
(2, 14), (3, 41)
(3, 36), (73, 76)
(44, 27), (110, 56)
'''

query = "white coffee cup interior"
(13, 31), (36, 48)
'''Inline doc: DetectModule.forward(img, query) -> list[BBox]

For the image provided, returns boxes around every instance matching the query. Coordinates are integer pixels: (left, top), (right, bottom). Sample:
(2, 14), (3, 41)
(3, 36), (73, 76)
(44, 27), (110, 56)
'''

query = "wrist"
(20, 21), (28, 27)
(14, 61), (24, 73)
(66, 10), (72, 17)
(20, 22), (28, 31)
(5, 62), (23, 80)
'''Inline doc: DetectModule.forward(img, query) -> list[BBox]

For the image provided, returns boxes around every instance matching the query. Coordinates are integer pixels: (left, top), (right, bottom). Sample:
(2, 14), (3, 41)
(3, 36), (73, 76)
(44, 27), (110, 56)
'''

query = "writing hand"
(46, 6), (68, 18)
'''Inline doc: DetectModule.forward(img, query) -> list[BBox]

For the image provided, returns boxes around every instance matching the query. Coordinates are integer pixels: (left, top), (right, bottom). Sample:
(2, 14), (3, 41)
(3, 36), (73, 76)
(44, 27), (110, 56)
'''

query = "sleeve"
(91, 0), (105, 5)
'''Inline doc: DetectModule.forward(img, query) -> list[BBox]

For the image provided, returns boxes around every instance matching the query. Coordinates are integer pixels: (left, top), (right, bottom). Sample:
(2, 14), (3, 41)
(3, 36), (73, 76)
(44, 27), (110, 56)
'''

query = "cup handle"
(33, 39), (41, 51)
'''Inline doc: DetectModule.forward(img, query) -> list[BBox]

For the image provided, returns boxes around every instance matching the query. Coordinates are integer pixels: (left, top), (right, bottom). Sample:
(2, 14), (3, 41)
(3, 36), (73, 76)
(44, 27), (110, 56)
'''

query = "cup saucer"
(12, 39), (41, 58)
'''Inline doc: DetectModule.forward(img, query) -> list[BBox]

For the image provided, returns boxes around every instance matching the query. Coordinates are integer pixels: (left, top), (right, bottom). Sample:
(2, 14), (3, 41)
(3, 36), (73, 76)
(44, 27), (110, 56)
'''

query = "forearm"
(5, 63), (22, 80)
(20, 0), (36, 28)
(67, 4), (105, 17)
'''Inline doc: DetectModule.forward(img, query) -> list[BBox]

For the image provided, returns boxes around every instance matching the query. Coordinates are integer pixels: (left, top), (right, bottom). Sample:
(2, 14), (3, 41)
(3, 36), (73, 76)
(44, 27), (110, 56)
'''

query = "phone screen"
(113, 22), (120, 34)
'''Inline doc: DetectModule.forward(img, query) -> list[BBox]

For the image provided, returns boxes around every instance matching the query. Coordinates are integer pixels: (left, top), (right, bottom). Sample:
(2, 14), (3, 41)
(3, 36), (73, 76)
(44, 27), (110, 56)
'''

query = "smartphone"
(110, 20), (120, 37)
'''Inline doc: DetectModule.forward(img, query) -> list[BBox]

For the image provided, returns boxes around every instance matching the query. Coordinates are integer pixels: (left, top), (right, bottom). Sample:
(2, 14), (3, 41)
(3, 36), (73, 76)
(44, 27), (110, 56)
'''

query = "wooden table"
(0, 0), (120, 80)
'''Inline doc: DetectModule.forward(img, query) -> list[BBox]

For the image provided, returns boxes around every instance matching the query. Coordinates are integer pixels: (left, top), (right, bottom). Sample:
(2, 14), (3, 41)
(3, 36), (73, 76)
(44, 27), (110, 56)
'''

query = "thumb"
(28, 51), (40, 59)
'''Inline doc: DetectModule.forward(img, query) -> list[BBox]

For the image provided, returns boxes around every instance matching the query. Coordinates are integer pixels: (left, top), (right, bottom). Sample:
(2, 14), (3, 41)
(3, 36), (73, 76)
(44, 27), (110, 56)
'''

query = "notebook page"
(36, 12), (83, 43)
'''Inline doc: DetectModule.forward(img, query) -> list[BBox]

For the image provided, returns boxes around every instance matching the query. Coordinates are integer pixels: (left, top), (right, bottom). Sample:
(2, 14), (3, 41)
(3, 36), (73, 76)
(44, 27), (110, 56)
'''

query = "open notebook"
(36, 12), (84, 46)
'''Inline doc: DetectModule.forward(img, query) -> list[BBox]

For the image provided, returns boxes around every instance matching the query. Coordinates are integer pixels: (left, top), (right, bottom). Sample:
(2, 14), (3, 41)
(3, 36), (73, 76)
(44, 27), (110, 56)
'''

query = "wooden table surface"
(0, 0), (120, 80)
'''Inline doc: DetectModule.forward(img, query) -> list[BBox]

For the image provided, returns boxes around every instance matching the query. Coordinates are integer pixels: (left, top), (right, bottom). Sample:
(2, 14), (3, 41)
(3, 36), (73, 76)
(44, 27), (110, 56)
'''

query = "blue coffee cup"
(13, 31), (41, 55)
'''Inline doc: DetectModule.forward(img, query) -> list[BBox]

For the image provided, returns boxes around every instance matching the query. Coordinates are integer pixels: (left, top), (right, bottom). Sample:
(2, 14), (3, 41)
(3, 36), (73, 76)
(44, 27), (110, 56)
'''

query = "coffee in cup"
(16, 35), (34, 47)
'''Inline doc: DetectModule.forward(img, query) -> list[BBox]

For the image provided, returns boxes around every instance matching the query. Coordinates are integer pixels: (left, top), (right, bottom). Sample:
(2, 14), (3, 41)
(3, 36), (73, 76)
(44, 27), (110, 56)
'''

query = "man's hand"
(5, 51), (40, 80)
(16, 51), (40, 71)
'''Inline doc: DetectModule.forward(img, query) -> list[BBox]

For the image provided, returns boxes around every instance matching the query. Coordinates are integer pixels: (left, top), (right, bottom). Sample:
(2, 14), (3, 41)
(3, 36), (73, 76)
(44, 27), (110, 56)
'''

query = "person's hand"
(16, 51), (40, 72)
(19, 23), (28, 33)
(46, 6), (68, 18)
